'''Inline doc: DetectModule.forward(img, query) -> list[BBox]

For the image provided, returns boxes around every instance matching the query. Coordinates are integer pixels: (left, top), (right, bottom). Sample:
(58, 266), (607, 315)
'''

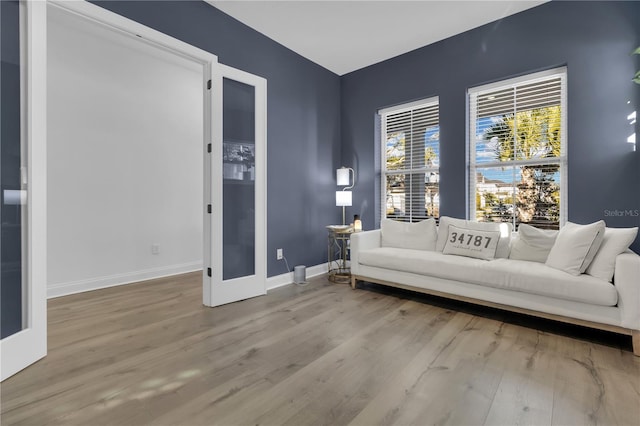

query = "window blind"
(469, 68), (567, 229)
(380, 98), (440, 223)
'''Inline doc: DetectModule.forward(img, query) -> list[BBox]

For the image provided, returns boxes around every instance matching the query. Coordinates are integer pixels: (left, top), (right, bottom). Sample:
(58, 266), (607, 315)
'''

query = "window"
(469, 67), (567, 230)
(380, 98), (439, 222)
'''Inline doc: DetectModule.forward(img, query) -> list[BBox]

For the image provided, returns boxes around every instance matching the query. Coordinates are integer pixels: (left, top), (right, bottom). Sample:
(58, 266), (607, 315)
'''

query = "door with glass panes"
(205, 64), (266, 307)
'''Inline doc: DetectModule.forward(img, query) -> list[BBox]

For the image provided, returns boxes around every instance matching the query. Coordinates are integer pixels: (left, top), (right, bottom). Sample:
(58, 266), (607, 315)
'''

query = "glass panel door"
(206, 65), (266, 307)
(1, 0), (47, 381)
(1, 0), (25, 340)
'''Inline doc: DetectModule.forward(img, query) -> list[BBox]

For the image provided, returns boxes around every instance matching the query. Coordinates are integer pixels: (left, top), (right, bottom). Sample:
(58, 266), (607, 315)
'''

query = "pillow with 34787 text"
(442, 224), (500, 260)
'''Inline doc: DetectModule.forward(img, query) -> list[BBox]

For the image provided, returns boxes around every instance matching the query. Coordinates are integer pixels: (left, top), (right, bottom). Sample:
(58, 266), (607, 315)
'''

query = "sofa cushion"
(546, 221), (605, 276)
(509, 224), (558, 263)
(381, 218), (437, 251)
(358, 247), (617, 306)
(442, 224), (500, 260)
(436, 216), (512, 258)
(586, 227), (638, 282)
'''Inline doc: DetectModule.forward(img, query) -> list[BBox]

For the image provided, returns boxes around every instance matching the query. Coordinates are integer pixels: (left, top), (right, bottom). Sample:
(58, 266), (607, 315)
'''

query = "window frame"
(468, 67), (568, 229)
(379, 96), (440, 223)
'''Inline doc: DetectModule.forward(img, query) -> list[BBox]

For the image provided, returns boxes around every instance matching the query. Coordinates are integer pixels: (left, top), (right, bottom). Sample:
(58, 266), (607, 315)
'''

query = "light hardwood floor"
(2, 272), (639, 425)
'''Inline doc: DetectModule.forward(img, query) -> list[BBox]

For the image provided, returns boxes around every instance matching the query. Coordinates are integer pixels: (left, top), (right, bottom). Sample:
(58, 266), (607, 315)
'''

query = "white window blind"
(469, 67), (567, 230)
(380, 97), (440, 223)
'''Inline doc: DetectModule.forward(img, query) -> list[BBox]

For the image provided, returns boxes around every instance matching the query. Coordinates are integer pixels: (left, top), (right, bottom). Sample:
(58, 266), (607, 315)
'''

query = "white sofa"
(350, 219), (640, 356)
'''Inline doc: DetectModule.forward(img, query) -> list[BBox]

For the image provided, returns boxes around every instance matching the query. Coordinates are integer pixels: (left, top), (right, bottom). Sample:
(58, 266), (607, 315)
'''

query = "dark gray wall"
(92, 1), (342, 277)
(341, 1), (640, 252)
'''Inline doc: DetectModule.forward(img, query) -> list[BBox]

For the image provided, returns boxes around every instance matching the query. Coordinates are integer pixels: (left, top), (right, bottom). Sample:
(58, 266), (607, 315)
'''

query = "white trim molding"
(48, 262), (327, 299)
(49, 0), (215, 65)
(48, 262), (203, 299)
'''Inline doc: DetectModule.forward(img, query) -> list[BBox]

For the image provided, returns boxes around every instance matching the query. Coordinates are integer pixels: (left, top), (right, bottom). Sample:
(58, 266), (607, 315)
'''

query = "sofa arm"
(350, 230), (381, 275)
(614, 251), (640, 330)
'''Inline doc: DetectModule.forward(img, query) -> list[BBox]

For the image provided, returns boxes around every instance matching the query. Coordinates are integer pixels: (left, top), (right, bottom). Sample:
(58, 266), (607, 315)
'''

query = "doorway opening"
(47, 3), (212, 301)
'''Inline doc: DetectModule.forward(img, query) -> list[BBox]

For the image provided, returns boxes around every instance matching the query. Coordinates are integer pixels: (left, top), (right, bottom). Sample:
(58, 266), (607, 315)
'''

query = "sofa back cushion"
(436, 216), (512, 258)
(509, 224), (558, 263)
(585, 227), (638, 282)
(545, 220), (605, 276)
(381, 218), (437, 251)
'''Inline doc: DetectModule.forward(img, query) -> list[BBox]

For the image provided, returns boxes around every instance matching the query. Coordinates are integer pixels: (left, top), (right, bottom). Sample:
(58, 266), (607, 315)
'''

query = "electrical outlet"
(276, 248), (283, 260)
(151, 244), (160, 255)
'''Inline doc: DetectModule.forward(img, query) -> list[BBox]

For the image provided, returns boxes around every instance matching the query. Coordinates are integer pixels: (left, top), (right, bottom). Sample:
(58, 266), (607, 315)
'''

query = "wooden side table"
(327, 226), (353, 283)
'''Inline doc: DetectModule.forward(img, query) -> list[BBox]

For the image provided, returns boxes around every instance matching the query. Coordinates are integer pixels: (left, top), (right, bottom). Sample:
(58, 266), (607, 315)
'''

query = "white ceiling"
(207, 1), (548, 75)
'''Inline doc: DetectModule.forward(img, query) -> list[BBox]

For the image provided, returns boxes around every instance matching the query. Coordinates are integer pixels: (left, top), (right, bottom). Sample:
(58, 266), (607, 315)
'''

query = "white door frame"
(1, 0), (218, 381)
(46, 1), (218, 308)
(206, 65), (267, 307)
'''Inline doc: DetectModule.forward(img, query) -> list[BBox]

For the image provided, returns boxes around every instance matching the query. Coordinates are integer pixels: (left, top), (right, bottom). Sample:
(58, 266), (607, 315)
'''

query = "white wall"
(47, 7), (204, 297)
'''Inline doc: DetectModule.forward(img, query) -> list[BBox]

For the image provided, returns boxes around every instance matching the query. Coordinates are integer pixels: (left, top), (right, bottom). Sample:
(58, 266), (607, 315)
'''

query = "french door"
(204, 65), (267, 307)
(0, 0), (47, 381)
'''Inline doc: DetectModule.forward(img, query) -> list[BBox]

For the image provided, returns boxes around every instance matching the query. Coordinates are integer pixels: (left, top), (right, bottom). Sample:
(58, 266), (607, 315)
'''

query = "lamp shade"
(336, 190), (352, 207)
(336, 168), (351, 186)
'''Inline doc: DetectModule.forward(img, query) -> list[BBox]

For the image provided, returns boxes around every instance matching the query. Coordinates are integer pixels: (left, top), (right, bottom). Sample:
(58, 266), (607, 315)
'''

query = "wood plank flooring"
(1, 272), (639, 425)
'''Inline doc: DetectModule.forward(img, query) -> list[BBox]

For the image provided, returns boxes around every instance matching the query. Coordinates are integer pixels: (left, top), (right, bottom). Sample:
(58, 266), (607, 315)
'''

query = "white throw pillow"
(509, 224), (558, 263)
(380, 218), (437, 251)
(436, 216), (512, 258)
(442, 224), (500, 260)
(585, 227), (638, 282)
(545, 221), (606, 276)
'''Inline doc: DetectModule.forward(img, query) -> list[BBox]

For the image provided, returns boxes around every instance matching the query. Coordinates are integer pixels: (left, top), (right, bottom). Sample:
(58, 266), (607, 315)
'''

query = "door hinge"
(207, 204), (212, 214)
(207, 268), (212, 277)
(207, 80), (212, 90)
(207, 143), (212, 153)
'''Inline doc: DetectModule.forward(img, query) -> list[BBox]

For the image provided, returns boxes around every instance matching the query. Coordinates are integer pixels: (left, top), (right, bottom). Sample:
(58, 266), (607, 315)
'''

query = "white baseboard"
(266, 263), (328, 291)
(48, 261), (327, 298)
(47, 261), (203, 299)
